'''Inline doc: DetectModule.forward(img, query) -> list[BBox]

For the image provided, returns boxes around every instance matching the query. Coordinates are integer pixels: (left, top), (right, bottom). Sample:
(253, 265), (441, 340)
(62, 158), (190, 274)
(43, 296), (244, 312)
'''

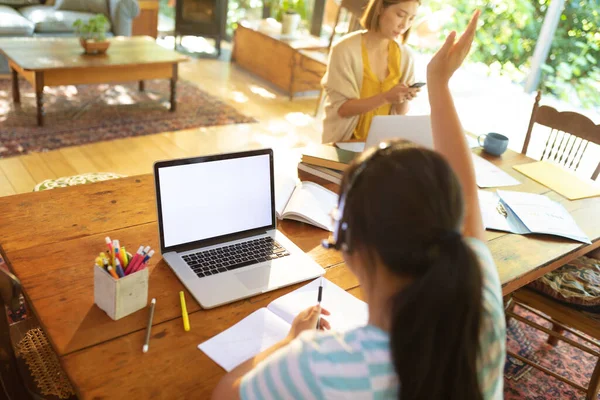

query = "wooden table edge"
(502, 238), (600, 296)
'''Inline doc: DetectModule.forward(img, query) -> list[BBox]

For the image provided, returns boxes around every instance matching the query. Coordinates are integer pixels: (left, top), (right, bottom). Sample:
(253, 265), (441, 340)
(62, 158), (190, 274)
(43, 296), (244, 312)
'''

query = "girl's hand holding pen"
(287, 306), (331, 340)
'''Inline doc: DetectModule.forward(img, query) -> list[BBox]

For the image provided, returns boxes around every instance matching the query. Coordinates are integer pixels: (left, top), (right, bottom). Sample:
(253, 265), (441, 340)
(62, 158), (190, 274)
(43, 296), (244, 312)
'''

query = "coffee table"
(0, 36), (188, 126)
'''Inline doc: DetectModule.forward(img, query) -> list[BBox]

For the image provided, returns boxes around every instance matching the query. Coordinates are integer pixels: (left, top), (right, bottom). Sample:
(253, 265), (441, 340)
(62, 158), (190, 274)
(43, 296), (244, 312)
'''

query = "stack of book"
(298, 145), (358, 185)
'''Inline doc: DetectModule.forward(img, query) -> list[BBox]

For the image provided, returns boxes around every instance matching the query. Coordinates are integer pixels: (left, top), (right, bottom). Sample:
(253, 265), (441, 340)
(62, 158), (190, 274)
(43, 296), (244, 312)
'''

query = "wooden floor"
(0, 55), (323, 197)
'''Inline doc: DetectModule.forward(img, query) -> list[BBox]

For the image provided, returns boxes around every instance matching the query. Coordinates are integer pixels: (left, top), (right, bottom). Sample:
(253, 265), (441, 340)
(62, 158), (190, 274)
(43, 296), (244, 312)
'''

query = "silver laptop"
(154, 149), (325, 309)
(366, 115), (433, 149)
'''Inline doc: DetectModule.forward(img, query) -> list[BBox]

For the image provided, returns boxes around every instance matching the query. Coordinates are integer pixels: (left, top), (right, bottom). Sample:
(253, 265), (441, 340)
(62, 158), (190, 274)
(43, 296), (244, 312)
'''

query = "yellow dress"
(352, 38), (402, 140)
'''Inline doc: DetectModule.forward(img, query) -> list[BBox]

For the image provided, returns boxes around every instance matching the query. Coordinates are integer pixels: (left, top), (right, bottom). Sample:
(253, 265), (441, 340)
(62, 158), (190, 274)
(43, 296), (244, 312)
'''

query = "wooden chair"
(507, 288), (600, 399)
(0, 267), (76, 400)
(304, 0), (369, 116)
(522, 91), (600, 180)
(506, 92), (600, 399)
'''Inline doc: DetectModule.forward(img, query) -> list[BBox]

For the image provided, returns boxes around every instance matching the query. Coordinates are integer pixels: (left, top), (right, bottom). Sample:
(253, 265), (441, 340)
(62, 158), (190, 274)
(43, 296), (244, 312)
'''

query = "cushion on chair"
(0, 0), (40, 5)
(53, 0), (109, 16)
(0, 5), (34, 36)
(528, 256), (600, 312)
(33, 172), (125, 191)
(19, 5), (111, 33)
(16, 327), (75, 399)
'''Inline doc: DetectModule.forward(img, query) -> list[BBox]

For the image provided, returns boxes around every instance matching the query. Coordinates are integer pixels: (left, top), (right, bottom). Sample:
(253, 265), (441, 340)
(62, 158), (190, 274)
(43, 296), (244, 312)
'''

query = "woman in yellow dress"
(321, 0), (422, 143)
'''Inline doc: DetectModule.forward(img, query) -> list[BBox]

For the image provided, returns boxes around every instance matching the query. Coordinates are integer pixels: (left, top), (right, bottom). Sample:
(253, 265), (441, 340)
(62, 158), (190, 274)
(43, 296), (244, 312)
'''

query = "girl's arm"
(427, 11), (484, 241)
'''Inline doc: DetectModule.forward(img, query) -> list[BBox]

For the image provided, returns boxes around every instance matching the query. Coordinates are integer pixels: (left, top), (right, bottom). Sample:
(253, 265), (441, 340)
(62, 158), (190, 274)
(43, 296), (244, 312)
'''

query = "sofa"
(0, 0), (140, 74)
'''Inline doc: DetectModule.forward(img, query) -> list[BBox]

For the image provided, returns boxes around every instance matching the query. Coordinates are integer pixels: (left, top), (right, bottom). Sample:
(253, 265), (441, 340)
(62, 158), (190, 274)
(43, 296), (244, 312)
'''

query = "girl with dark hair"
(213, 11), (505, 400)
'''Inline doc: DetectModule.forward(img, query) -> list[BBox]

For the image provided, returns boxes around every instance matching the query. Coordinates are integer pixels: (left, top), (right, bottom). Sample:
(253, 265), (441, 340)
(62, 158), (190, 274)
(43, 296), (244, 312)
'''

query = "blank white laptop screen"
(158, 154), (273, 248)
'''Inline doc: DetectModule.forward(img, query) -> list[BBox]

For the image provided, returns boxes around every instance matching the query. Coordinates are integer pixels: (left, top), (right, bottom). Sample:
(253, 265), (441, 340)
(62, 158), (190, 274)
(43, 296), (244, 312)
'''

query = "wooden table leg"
(11, 67), (20, 104)
(170, 64), (178, 112)
(35, 72), (44, 127)
(139, 80), (145, 92)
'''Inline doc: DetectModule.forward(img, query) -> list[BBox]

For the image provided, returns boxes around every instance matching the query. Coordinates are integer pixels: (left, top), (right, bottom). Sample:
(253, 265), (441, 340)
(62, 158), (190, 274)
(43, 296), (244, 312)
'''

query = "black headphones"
(322, 141), (401, 252)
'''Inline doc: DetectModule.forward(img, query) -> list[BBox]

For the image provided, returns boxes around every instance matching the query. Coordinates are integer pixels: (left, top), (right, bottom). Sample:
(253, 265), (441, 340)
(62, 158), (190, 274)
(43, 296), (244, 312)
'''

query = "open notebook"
(478, 189), (590, 243)
(198, 278), (369, 372)
(275, 173), (338, 231)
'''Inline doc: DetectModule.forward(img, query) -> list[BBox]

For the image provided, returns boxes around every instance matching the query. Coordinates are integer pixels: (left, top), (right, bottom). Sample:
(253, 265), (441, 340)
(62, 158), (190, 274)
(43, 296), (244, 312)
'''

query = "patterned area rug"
(0, 79), (256, 158)
(505, 305), (600, 399)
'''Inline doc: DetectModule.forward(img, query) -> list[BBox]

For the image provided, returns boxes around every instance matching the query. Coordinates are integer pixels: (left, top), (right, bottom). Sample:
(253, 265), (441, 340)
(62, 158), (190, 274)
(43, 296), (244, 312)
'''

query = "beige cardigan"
(321, 31), (416, 143)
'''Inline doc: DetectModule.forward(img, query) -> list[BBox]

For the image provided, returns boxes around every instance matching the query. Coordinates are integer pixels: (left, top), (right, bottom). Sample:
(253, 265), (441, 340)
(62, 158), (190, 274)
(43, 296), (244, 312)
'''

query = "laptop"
(366, 115), (434, 150)
(153, 149), (325, 309)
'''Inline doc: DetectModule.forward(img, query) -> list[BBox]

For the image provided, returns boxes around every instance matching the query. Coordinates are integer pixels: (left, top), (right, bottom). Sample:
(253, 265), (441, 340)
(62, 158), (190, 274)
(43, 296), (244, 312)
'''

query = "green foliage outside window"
(426, 0), (600, 111)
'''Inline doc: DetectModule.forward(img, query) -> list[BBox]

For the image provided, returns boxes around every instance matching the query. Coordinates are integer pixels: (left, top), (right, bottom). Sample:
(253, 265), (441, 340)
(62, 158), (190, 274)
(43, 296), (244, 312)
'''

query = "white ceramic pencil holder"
(94, 266), (149, 320)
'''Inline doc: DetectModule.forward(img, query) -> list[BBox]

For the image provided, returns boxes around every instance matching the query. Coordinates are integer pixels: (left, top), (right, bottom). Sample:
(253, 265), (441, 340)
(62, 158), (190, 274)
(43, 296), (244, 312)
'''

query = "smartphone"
(410, 82), (426, 88)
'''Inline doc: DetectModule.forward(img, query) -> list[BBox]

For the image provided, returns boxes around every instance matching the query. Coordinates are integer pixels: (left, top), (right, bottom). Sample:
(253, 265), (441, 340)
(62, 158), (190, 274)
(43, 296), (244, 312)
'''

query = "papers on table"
(513, 161), (600, 200)
(472, 154), (521, 188)
(198, 308), (290, 372)
(198, 278), (369, 372)
(478, 189), (591, 244)
(465, 135), (480, 149)
(498, 190), (590, 243)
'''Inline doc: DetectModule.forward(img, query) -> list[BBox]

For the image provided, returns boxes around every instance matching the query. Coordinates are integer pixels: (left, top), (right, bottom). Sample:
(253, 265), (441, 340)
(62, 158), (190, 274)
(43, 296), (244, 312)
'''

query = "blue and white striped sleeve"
(240, 332), (323, 400)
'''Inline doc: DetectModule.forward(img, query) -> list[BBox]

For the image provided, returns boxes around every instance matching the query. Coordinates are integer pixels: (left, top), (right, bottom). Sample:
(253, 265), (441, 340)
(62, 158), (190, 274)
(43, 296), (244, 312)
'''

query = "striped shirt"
(240, 238), (506, 399)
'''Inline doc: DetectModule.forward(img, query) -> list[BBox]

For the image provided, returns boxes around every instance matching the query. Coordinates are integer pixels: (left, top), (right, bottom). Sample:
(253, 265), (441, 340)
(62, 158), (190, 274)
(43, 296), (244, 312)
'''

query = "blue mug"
(478, 132), (509, 156)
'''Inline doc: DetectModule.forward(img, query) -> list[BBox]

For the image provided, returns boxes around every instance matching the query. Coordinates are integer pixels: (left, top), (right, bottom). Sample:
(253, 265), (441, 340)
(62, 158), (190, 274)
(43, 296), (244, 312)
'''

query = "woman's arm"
(337, 84), (412, 118)
(427, 11), (484, 241)
(392, 99), (410, 115)
(337, 93), (387, 118)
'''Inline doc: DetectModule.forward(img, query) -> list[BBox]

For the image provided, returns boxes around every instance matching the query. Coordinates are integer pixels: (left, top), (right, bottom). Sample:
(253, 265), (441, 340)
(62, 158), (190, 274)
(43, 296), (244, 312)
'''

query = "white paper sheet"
(268, 278), (369, 333)
(472, 154), (521, 188)
(274, 173), (298, 218)
(198, 308), (290, 372)
(465, 135), (480, 149)
(497, 190), (591, 244)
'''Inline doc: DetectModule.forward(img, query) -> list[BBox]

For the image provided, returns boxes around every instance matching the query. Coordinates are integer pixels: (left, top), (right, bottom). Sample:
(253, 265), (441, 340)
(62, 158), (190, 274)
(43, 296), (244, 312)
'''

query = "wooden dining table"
(0, 148), (598, 399)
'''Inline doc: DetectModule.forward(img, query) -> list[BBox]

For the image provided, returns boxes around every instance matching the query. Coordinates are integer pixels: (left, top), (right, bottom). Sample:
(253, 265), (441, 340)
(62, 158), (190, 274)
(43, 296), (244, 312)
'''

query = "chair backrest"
(522, 91), (600, 180)
(327, 0), (370, 49)
(0, 266), (32, 400)
(0, 267), (22, 315)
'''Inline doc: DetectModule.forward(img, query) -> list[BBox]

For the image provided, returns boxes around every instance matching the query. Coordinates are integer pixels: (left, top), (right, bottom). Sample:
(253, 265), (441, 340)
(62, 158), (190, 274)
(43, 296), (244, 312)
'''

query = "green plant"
(73, 14), (110, 42)
(424, 0), (600, 112)
(271, 0), (308, 21)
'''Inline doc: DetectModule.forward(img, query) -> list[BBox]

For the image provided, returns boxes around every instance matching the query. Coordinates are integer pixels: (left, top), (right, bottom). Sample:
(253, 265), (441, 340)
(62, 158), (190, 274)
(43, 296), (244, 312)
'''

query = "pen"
(180, 291), (190, 332)
(107, 265), (119, 279)
(143, 298), (156, 353)
(114, 240), (126, 267)
(131, 250), (154, 274)
(316, 278), (323, 330)
(128, 246), (150, 273)
(105, 236), (113, 265)
(121, 246), (128, 266)
(115, 258), (125, 278)
(125, 245), (144, 275)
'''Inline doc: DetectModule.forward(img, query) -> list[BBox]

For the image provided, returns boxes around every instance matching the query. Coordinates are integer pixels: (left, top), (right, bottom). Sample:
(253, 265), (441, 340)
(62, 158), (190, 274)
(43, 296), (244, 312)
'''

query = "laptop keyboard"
(182, 237), (290, 278)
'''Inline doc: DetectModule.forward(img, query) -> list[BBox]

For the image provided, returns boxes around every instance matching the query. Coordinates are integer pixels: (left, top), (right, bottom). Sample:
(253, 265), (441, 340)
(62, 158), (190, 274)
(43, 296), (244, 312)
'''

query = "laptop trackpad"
(236, 266), (272, 291)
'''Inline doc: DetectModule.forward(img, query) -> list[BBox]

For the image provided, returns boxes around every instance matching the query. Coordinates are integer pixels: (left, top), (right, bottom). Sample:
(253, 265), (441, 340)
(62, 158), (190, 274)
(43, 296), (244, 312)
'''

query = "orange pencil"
(107, 266), (119, 279)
